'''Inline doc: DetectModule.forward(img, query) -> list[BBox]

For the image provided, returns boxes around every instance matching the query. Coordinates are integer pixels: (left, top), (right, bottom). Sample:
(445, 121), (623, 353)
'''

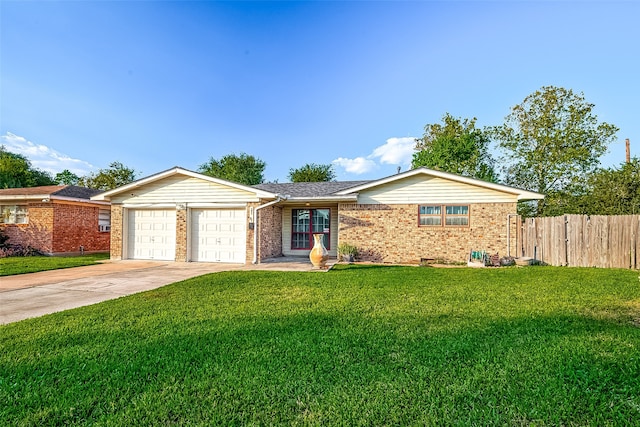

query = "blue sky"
(1, 1), (638, 183)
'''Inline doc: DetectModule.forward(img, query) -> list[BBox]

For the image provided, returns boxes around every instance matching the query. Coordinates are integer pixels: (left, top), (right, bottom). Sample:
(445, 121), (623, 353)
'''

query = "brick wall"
(245, 202), (258, 263)
(338, 202), (518, 264)
(0, 202), (110, 254)
(175, 208), (188, 262)
(257, 205), (283, 261)
(0, 203), (54, 253)
(110, 206), (123, 260)
(52, 202), (110, 253)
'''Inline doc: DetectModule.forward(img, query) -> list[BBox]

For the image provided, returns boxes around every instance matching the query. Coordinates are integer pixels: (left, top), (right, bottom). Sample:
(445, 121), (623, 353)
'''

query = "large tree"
(580, 158), (640, 215)
(0, 145), (55, 188)
(55, 169), (80, 186)
(412, 113), (497, 182)
(78, 161), (138, 191)
(288, 163), (336, 183)
(199, 153), (266, 185)
(491, 86), (618, 217)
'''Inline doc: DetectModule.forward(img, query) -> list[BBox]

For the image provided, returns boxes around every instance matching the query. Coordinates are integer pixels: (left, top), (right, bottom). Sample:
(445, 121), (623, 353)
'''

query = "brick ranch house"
(0, 185), (111, 255)
(92, 167), (543, 264)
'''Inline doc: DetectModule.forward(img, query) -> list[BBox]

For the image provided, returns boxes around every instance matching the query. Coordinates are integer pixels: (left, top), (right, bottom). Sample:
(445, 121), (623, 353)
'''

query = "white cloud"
(332, 136), (417, 176)
(1, 132), (94, 176)
(332, 157), (377, 175)
(369, 137), (416, 165)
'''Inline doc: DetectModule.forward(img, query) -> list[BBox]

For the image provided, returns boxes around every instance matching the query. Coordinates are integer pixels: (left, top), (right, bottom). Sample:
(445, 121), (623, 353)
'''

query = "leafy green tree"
(581, 158), (640, 215)
(412, 113), (498, 182)
(78, 162), (138, 191)
(199, 153), (266, 185)
(491, 86), (618, 217)
(288, 163), (336, 182)
(55, 169), (80, 186)
(0, 145), (55, 188)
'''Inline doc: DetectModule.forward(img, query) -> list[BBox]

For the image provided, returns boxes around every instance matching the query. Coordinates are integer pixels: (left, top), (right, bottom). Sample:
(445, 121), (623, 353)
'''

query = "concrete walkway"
(0, 258), (336, 325)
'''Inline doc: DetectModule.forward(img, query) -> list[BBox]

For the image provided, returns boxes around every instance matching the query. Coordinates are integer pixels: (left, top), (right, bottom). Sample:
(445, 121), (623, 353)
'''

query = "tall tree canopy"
(78, 162), (138, 191)
(491, 86), (618, 217)
(199, 153), (266, 186)
(0, 145), (55, 188)
(55, 169), (80, 186)
(411, 113), (497, 182)
(579, 158), (640, 215)
(288, 163), (336, 183)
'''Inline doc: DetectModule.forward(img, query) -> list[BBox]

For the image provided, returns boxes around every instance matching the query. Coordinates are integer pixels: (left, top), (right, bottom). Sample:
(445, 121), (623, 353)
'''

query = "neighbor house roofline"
(334, 167), (545, 201)
(0, 185), (109, 205)
(91, 166), (278, 201)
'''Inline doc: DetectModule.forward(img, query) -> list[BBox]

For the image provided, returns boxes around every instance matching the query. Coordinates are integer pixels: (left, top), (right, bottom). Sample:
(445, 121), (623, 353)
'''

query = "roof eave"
(335, 167), (546, 200)
(282, 195), (359, 204)
(516, 192), (545, 201)
(0, 194), (52, 202)
(91, 167), (278, 201)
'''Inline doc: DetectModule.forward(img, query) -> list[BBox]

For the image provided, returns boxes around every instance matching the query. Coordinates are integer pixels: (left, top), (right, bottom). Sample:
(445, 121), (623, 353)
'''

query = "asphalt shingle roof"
(0, 185), (102, 200)
(253, 180), (371, 198)
(52, 186), (103, 199)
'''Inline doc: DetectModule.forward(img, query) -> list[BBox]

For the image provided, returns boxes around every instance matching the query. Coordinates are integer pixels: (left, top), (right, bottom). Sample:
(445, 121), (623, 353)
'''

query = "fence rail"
(521, 214), (640, 269)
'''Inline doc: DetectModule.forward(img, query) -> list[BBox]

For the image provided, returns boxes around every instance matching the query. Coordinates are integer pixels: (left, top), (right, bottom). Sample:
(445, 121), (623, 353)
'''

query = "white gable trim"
(335, 167), (544, 201)
(91, 167), (277, 201)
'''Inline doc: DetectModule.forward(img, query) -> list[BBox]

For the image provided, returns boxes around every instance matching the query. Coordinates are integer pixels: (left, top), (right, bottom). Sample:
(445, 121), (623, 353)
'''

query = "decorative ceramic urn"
(309, 233), (329, 268)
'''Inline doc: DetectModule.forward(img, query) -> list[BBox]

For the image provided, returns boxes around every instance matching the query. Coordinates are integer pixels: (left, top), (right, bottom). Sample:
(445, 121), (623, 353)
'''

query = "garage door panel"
(128, 209), (176, 261)
(191, 208), (246, 263)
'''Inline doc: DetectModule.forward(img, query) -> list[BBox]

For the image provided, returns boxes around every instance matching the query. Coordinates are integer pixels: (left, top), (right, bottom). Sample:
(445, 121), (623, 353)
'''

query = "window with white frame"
(419, 205), (469, 227)
(0, 205), (28, 224)
(98, 208), (111, 232)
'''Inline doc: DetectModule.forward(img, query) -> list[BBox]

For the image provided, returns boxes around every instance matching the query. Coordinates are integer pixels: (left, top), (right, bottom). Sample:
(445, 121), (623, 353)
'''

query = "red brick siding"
(52, 202), (110, 253)
(257, 205), (283, 261)
(338, 202), (517, 264)
(0, 203), (54, 253)
(245, 202), (258, 263)
(0, 202), (109, 254)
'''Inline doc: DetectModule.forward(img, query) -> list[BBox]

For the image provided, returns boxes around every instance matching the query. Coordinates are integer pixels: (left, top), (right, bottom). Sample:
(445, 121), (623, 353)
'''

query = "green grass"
(0, 253), (110, 276)
(1, 265), (639, 426)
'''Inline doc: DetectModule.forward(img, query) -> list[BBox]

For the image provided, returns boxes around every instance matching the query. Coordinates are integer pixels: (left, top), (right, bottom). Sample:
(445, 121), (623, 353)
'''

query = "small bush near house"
(0, 228), (43, 259)
(0, 244), (42, 259)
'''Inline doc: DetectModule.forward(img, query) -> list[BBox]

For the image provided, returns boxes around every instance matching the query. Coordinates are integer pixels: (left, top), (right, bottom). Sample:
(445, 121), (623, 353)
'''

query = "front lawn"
(1, 265), (639, 425)
(0, 253), (110, 276)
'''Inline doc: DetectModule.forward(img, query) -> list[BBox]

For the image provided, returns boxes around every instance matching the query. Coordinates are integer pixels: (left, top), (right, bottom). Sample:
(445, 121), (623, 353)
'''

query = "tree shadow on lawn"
(3, 309), (640, 426)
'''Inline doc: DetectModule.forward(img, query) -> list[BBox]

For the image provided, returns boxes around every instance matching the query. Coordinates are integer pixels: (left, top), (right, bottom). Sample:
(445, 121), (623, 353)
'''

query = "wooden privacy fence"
(521, 215), (640, 269)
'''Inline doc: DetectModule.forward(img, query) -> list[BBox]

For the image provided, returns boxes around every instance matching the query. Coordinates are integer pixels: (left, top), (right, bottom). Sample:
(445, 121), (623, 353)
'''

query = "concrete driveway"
(0, 258), (336, 325)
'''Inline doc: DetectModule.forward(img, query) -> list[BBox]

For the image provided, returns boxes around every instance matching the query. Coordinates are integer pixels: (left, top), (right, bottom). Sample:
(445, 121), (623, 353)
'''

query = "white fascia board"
(91, 166), (277, 201)
(0, 194), (52, 202)
(335, 167), (545, 201)
(515, 191), (545, 201)
(0, 194), (109, 205)
(51, 196), (111, 206)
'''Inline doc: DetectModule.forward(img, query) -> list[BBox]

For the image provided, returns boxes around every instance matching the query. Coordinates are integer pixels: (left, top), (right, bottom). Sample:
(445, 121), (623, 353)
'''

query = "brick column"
(110, 206), (123, 260)
(175, 207), (188, 262)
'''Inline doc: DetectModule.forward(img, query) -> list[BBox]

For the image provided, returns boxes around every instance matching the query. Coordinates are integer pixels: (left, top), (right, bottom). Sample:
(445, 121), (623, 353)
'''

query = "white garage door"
(127, 209), (176, 260)
(190, 208), (246, 263)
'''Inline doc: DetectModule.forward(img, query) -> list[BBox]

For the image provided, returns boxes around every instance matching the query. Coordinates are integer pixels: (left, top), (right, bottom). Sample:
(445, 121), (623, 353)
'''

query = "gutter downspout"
(506, 213), (519, 257)
(252, 194), (288, 264)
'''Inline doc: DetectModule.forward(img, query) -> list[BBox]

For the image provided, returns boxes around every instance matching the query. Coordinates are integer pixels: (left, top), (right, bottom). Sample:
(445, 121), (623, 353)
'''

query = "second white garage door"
(190, 208), (246, 263)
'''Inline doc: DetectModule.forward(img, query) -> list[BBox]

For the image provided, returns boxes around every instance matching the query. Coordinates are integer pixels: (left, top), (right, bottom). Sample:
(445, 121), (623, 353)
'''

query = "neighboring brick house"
(92, 167), (543, 264)
(0, 185), (111, 255)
